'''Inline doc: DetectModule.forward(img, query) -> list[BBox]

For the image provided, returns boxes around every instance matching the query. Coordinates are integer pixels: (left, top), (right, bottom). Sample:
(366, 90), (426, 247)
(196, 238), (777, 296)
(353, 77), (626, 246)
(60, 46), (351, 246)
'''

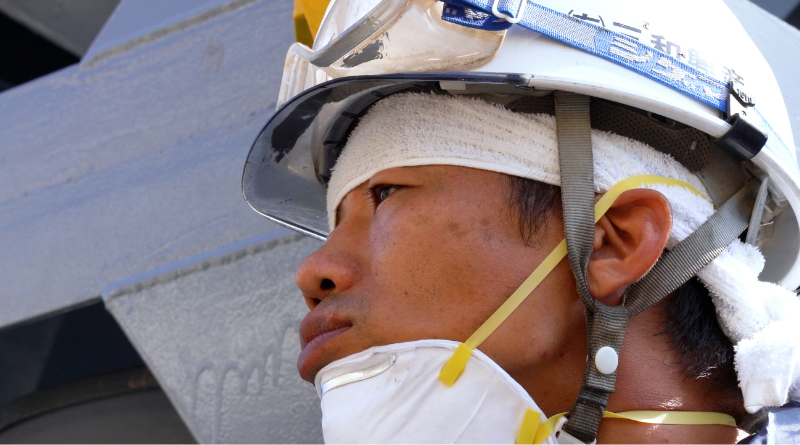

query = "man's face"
(295, 165), (587, 390)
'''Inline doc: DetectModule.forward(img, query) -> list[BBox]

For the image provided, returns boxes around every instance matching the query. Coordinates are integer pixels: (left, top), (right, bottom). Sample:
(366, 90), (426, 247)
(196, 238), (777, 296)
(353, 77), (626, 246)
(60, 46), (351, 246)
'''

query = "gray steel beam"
(0, 0), (291, 330)
(0, 0), (120, 56)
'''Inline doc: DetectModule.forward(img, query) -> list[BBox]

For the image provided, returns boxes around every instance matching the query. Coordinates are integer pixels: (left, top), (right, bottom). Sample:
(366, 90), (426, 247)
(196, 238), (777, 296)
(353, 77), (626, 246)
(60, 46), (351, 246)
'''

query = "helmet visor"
(242, 72), (534, 240)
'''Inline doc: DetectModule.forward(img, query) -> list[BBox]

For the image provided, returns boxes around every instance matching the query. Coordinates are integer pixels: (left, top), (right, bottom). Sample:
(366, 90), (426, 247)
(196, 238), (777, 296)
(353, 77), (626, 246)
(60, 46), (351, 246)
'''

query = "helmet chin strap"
(555, 91), (629, 443)
(555, 92), (760, 443)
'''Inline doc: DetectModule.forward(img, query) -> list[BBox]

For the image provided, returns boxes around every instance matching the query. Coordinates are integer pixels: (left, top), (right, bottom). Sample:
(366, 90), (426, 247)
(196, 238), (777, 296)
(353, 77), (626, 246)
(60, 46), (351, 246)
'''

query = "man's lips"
(298, 311), (352, 379)
(299, 311), (352, 348)
(302, 326), (350, 353)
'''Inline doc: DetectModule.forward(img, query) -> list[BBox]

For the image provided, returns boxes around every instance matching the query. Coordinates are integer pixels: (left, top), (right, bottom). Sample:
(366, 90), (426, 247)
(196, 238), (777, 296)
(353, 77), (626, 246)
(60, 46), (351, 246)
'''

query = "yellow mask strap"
(439, 175), (709, 386)
(519, 409), (737, 444)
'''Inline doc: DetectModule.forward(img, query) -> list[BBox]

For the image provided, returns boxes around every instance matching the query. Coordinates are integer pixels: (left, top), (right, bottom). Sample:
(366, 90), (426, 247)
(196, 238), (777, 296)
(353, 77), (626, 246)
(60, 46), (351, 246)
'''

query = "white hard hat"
(245, 0), (800, 290)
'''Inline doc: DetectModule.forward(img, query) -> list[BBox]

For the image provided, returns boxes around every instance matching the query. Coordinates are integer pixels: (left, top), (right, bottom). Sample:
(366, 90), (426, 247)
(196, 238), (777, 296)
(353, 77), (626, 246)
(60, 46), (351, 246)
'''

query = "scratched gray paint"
(104, 232), (323, 444)
(0, 0), (292, 329)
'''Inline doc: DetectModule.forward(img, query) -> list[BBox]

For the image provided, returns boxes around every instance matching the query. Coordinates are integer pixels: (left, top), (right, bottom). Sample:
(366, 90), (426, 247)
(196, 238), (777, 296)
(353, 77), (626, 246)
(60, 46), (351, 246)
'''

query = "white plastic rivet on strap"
(594, 346), (618, 375)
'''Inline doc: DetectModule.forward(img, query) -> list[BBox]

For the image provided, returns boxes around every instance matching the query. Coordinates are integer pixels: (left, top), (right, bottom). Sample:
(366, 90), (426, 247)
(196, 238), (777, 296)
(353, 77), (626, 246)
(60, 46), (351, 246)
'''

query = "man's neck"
(515, 302), (745, 443)
(598, 305), (744, 443)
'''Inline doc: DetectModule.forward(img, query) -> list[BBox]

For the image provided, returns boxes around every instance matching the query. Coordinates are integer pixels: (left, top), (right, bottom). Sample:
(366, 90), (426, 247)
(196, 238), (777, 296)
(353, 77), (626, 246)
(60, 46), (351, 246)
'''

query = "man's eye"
(379, 185), (399, 201)
(370, 185), (402, 207)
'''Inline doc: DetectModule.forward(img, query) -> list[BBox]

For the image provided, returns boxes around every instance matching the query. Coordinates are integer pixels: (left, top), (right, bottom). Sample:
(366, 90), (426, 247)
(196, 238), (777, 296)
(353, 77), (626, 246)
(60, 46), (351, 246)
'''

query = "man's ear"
(586, 188), (672, 306)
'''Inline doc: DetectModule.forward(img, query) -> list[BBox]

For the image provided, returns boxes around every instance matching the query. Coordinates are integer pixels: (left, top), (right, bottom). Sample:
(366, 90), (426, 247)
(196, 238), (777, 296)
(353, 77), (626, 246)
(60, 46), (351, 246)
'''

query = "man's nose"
(295, 239), (360, 309)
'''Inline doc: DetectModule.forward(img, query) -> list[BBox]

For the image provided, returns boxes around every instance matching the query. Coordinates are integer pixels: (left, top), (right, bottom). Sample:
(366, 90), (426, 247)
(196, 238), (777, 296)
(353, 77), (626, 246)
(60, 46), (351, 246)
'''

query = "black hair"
(658, 277), (743, 413)
(504, 175), (745, 419)
(505, 175), (560, 247)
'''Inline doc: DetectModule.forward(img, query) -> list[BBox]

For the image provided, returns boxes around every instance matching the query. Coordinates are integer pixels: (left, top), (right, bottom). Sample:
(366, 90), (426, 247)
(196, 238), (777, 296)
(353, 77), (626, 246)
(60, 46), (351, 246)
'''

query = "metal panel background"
(104, 232), (323, 443)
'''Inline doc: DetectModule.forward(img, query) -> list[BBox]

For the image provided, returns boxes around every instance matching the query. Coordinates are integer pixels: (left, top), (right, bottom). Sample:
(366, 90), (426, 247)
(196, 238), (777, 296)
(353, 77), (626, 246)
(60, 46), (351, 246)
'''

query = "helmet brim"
(241, 72), (534, 240)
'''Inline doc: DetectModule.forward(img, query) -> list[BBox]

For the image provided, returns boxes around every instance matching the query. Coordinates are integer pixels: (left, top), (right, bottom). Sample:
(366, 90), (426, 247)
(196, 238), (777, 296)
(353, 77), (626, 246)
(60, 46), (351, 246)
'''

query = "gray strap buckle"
(553, 416), (597, 445)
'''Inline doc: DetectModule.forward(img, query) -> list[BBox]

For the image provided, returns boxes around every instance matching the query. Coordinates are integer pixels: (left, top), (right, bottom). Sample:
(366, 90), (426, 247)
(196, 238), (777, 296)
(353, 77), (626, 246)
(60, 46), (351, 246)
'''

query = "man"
(243, 0), (800, 442)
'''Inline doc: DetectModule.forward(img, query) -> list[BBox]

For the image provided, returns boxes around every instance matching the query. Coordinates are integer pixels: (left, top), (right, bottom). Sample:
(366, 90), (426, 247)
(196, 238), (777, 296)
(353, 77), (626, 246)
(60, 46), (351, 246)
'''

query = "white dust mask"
(314, 339), (557, 444)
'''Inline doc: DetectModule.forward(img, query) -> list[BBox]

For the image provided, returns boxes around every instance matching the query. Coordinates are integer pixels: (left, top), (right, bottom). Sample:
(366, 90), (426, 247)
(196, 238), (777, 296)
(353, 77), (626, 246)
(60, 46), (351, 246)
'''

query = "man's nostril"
(320, 279), (335, 291)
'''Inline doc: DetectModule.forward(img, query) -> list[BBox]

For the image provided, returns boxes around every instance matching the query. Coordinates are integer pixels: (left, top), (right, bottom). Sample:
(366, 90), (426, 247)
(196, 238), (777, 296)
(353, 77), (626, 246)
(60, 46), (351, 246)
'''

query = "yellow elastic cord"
(531, 413), (566, 444)
(603, 410), (737, 426)
(515, 409), (542, 444)
(438, 175), (710, 386)
(522, 410), (736, 444)
(438, 239), (567, 385)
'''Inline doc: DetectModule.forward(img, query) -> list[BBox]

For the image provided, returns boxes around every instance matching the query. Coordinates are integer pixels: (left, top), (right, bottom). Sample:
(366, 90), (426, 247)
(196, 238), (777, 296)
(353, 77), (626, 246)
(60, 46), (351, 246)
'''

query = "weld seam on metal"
(82, 0), (259, 69)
